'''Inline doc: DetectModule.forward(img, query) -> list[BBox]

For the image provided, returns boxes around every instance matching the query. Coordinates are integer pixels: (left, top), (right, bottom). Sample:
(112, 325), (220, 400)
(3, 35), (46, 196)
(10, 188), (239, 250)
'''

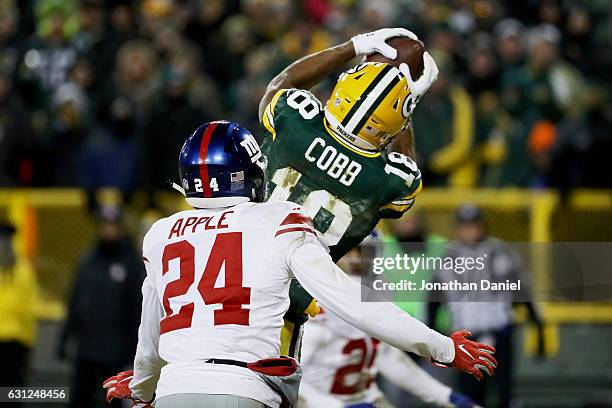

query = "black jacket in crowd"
(60, 237), (145, 366)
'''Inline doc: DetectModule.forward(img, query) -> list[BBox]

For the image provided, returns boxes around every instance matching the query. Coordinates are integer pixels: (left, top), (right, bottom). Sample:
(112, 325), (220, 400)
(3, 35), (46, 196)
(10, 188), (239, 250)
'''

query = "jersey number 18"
(268, 167), (352, 247)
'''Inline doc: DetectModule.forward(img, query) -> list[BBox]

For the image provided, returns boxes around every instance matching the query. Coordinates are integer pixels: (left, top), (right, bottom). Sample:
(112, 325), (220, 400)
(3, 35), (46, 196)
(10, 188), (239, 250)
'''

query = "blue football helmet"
(177, 121), (266, 208)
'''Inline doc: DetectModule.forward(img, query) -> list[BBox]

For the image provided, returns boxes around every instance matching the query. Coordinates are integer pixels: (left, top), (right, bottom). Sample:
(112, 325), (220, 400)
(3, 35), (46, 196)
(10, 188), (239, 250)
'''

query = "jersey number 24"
(160, 233), (250, 334)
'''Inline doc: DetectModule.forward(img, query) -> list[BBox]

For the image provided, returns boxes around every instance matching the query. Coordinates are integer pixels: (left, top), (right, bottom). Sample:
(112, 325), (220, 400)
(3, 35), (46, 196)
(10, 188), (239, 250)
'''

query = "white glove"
(352, 28), (419, 59)
(399, 51), (439, 114)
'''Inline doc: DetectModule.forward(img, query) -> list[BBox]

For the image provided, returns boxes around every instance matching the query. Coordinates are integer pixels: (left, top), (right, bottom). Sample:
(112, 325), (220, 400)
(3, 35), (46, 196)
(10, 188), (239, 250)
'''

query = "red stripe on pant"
(199, 123), (217, 197)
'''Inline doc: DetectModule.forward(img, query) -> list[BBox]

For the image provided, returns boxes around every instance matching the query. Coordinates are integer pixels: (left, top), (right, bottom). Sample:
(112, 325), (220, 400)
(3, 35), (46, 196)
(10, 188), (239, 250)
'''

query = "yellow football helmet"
(324, 62), (412, 152)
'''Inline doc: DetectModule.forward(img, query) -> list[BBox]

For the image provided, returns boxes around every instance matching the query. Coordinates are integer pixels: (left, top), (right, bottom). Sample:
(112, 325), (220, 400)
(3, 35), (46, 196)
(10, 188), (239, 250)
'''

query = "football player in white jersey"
(299, 237), (480, 408)
(102, 121), (496, 408)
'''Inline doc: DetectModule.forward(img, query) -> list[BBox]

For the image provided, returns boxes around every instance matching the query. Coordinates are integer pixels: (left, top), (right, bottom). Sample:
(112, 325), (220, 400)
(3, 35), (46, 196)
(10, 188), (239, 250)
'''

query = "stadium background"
(0, 0), (611, 407)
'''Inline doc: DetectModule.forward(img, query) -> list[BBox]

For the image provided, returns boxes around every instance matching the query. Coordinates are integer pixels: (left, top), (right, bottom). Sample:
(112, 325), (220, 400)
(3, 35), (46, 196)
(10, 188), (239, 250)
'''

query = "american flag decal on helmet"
(231, 171), (245, 182)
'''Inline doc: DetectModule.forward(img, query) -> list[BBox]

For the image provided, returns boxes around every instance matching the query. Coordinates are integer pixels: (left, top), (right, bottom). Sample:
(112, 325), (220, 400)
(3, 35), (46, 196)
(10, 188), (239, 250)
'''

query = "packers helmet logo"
(402, 95), (412, 118)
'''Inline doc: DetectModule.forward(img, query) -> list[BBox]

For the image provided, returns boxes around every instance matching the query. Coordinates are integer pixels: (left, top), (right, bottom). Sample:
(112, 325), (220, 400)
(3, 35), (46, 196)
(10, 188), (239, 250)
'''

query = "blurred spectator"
(79, 97), (139, 202)
(0, 0), (22, 76)
(139, 0), (176, 39)
(182, 0), (241, 82)
(537, 0), (563, 27)
(527, 119), (557, 187)
(413, 50), (476, 187)
(563, 6), (594, 75)
(20, 0), (79, 95)
(229, 44), (279, 132)
(497, 24), (585, 186)
(428, 204), (544, 408)
(358, 0), (399, 31)
(0, 221), (37, 400)
(49, 59), (92, 186)
(143, 43), (217, 197)
(58, 206), (144, 408)
(385, 212), (448, 324)
(547, 85), (612, 190)
(494, 18), (525, 70)
(279, 18), (332, 64)
(214, 15), (256, 86)
(71, 0), (105, 55)
(97, 1), (137, 81)
(103, 39), (161, 123)
(0, 71), (43, 186)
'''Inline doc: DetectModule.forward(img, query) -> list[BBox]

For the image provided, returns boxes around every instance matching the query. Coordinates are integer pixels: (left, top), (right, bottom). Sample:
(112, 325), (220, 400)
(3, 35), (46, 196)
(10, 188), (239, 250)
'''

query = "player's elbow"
(134, 344), (163, 368)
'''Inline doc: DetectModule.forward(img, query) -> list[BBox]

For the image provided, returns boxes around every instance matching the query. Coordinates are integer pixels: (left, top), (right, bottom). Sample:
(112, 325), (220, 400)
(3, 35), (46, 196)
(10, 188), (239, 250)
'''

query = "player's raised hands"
(352, 28), (419, 59)
(433, 330), (497, 381)
(102, 370), (153, 407)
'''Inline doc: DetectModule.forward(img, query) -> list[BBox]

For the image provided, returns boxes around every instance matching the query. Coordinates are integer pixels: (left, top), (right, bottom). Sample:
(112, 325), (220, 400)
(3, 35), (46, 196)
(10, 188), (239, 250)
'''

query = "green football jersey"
(261, 89), (421, 261)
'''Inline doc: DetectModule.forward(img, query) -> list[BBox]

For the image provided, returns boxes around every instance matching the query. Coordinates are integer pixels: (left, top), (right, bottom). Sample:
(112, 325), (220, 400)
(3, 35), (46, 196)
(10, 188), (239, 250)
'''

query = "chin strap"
(323, 113), (379, 153)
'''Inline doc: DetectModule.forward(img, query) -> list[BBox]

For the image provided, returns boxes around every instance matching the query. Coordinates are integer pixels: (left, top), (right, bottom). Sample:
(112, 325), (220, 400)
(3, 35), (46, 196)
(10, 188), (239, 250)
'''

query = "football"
(366, 37), (425, 80)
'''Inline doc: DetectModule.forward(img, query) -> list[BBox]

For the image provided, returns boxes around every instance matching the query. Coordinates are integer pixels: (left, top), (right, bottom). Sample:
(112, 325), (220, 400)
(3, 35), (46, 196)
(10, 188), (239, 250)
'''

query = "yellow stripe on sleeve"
(262, 89), (286, 141)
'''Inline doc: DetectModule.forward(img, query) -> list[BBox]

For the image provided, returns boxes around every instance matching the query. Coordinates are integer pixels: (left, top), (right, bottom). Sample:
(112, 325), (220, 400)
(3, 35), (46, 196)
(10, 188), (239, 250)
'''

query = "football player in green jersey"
(259, 28), (438, 260)
(258, 28), (440, 357)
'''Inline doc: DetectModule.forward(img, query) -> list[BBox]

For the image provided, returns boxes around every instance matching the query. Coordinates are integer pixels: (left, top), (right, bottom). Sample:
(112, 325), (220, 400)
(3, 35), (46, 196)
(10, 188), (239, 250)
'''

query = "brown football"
(366, 37), (425, 79)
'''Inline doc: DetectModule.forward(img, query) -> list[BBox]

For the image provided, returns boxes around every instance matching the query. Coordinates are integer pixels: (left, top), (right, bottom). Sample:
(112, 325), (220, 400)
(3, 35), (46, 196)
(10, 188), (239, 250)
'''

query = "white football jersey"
(128, 201), (454, 407)
(300, 307), (454, 408)
(133, 201), (316, 407)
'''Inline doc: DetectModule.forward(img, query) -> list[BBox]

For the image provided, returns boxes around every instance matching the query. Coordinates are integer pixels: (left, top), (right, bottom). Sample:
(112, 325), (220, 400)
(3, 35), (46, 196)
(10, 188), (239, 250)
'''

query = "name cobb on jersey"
(304, 137), (362, 186)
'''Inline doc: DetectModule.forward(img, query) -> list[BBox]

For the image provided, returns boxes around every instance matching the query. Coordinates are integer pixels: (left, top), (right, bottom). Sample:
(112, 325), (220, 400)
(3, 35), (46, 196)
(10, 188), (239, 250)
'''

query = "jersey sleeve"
(261, 89), (289, 141)
(129, 275), (165, 402)
(380, 152), (423, 219)
(261, 88), (323, 141)
(288, 237), (455, 363)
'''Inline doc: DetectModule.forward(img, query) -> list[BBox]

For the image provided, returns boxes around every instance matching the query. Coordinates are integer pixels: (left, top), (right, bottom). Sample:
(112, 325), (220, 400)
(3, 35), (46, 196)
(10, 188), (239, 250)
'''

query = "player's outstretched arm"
(129, 276), (165, 401)
(288, 238), (455, 362)
(259, 28), (416, 120)
(289, 241), (497, 380)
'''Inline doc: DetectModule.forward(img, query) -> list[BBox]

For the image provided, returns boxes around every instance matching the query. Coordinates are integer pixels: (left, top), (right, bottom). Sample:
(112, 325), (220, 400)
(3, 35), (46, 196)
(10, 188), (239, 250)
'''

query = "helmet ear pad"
(325, 62), (411, 151)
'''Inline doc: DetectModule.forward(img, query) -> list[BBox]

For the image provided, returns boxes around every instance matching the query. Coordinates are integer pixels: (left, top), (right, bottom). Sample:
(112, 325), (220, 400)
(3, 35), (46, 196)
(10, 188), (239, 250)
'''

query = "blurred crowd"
(0, 0), (610, 201)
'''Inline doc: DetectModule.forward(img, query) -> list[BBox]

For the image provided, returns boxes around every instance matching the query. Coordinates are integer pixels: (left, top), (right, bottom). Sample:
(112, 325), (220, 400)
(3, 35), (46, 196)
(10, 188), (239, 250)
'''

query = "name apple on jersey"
(167, 210), (234, 239)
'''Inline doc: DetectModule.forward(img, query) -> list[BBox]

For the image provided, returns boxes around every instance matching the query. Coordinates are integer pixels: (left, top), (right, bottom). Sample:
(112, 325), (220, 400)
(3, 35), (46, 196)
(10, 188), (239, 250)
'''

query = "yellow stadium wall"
(1, 188), (611, 325)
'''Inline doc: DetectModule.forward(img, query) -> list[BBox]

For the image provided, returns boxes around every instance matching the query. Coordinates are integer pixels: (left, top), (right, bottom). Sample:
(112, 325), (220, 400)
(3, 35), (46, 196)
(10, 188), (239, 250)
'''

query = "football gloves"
(352, 28), (419, 60)
(399, 51), (439, 115)
(102, 370), (152, 407)
(434, 330), (497, 381)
